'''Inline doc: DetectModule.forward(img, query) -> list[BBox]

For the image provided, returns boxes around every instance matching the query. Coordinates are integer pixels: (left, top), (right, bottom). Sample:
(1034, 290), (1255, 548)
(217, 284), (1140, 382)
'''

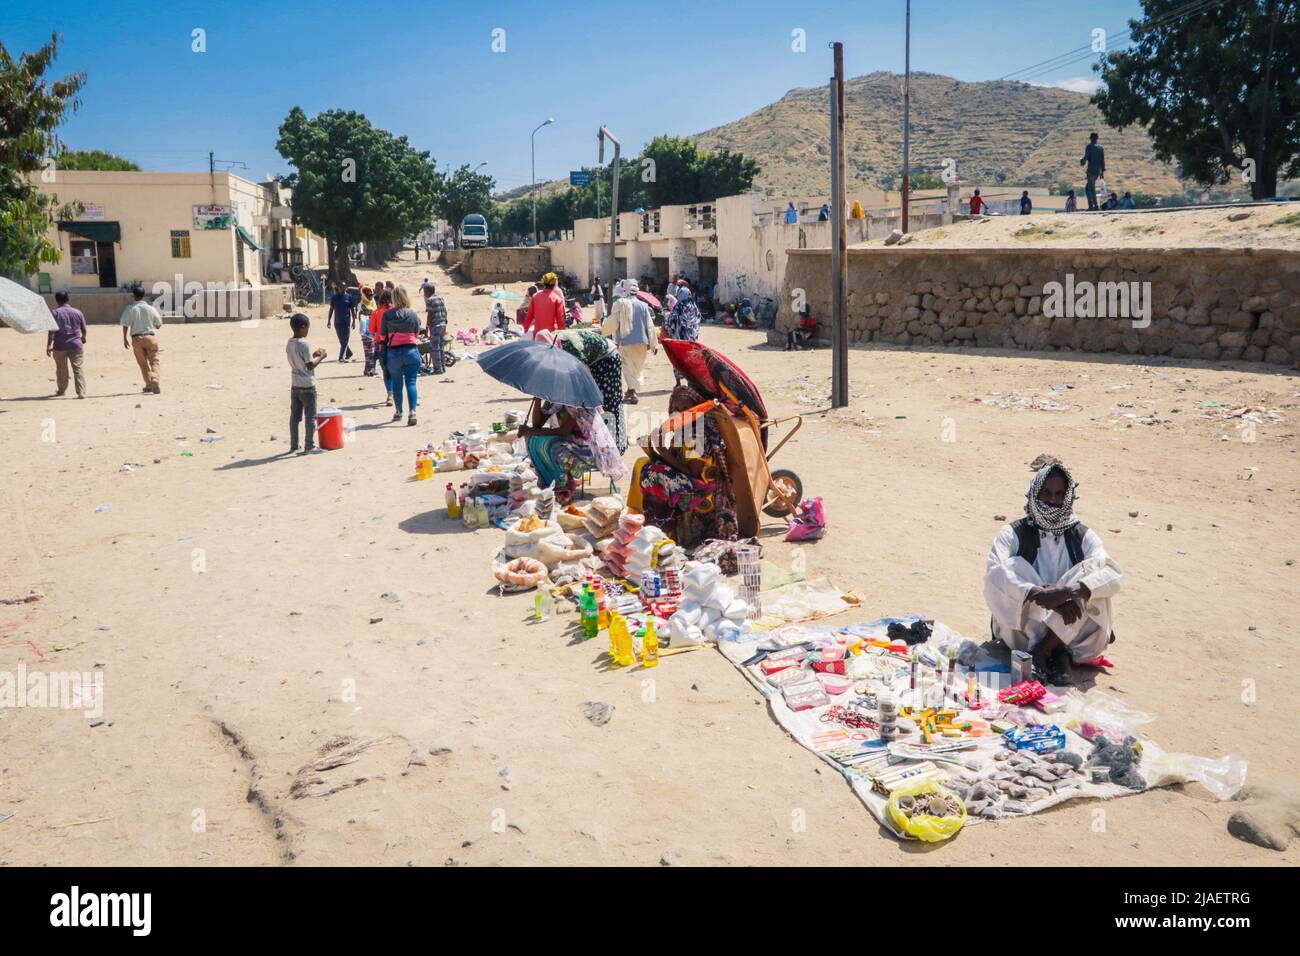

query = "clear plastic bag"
(1147, 752), (1248, 801)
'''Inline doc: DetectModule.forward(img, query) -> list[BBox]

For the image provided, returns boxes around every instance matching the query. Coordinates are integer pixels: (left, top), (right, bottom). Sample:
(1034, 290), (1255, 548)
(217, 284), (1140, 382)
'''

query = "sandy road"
(0, 252), (1295, 866)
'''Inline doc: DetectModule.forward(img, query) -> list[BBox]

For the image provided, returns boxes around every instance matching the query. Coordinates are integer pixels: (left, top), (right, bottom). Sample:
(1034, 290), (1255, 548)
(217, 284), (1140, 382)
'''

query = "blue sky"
(2, 0), (1145, 190)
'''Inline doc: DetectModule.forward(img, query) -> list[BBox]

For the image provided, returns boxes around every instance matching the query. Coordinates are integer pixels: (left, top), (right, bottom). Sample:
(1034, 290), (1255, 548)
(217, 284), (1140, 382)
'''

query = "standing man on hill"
(1080, 132), (1106, 211)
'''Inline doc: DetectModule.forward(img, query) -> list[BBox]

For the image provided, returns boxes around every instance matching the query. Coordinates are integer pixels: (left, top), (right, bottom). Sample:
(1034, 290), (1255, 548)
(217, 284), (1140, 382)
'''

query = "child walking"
(358, 285), (378, 375)
(286, 313), (327, 453)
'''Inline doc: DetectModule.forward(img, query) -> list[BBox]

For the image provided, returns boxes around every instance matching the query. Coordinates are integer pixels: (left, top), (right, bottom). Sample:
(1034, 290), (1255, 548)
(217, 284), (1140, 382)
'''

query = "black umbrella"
(477, 338), (603, 408)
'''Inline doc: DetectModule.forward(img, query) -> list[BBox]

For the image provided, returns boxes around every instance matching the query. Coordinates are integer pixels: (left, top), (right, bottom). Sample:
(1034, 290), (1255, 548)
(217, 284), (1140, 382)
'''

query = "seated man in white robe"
(984, 459), (1123, 685)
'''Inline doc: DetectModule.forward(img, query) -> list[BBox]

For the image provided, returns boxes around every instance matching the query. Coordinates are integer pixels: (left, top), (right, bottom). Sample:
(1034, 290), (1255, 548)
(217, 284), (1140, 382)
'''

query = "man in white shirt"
(119, 284), (164, 394)
(984, 459), (1123, 685)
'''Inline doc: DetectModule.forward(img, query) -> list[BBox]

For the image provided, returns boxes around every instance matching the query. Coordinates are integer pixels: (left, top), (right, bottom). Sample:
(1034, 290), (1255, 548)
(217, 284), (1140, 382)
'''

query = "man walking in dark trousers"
(1080, 132), (1106, 211)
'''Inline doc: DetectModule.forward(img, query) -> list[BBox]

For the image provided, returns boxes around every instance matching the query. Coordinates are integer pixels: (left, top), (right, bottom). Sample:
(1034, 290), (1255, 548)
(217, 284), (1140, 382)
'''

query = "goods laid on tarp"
(716, 615), (1247, 842)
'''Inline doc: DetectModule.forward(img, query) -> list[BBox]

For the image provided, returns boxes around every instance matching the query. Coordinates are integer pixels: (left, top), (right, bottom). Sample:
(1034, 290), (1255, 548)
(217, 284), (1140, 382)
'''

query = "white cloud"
(1034, 77), (1103, 94)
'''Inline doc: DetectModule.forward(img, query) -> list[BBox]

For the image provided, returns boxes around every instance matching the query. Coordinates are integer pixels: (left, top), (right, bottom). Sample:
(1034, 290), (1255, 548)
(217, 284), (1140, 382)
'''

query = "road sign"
(569, 170), (592, 187)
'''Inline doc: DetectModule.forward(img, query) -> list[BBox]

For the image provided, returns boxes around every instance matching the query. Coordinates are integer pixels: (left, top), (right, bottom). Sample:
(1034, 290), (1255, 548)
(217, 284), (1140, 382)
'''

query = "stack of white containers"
(667, 562), (751, 645)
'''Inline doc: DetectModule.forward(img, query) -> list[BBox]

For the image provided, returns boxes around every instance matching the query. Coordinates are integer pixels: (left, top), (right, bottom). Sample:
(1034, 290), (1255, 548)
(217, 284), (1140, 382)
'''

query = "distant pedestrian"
(969, 189), (985, 215)
(1065, 190), (1078, 213)
(286, 312), (327, 454)
(47, 290), (87, 398)
(120, 284), (162, 394)
(328, 282), (354, 362)
(590, 275), (606, 321)
(603, 279), (658, 404)
(850, 200), (865, 220)
(784, 202), (798, 224)
(370, 290), (393, 395)
(358, 285), (378, 375)
(1121, 191), (1136, 209)
(524, 273), (566, 337)
(381, 285), (422, 425)
(1080, 132), (1106, 211)
(422, 281), (447, 374)
(818, 203), (830, 221)
(1103, 191), (1120, 211)
(1020, 191), (1033, 215)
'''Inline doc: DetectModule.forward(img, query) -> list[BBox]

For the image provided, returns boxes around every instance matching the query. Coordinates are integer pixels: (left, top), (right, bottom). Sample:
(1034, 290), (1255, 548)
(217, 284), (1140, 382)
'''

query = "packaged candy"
(783, 680), (830, 712)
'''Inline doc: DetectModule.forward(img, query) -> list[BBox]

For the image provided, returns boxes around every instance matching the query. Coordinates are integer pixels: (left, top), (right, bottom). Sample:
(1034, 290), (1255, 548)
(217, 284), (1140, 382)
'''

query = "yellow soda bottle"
(608, 612), (627, 665)
(642, 621), (659, 668)
(614, 614), (635, 667)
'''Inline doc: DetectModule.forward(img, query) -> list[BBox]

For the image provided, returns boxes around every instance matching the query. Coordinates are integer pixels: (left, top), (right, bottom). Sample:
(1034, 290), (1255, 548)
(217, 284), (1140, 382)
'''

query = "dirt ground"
(865, 201), (1300, 250)
(1, 251), (1296, 866)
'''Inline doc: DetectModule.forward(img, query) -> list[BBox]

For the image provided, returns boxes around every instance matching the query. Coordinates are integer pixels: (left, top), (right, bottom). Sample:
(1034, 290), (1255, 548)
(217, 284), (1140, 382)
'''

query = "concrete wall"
(39, 286), (290, 325)
(456, 247), (551, 284)
(779, 246), (1300, 365)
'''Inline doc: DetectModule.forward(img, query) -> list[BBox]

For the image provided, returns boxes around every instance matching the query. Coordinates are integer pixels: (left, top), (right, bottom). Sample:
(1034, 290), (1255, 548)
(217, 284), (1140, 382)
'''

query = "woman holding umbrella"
(544, 327), (628, 455)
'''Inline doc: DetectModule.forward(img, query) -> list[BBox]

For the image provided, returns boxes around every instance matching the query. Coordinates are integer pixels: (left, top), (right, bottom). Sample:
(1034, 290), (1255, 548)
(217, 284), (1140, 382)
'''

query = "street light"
(475, 161), (488, 172)
(531, 118), (554, 245)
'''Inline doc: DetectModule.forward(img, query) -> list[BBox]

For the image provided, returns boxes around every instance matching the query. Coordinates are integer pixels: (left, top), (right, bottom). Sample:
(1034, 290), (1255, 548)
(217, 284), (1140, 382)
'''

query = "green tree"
(908, 172), (946, 190)
(437, 164), (496, 240)
(0, 33), (86, 277)
(1093, 0), (1300, 200)
(275, 106), (441, 280)
(56, 148), (140, 171)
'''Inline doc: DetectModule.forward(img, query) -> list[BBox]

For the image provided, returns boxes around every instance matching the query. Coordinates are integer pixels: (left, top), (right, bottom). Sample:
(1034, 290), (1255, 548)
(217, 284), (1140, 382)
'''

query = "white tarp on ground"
(718, 614), (1246, 839)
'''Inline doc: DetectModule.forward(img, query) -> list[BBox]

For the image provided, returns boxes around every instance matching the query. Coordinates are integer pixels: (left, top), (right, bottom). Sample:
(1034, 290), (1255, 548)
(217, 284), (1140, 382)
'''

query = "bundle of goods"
(492, 556), (548, 591)
(580, 496), (624, 550)
(666, 561), (752, 646)
(460, 424), (490, 469)
(688, 537), (761, 576)
(600, 513), (646, 579)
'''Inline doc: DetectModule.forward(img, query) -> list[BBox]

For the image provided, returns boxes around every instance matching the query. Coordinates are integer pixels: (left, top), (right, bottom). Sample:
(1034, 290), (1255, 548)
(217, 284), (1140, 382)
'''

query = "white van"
(460, 214), (489, 249)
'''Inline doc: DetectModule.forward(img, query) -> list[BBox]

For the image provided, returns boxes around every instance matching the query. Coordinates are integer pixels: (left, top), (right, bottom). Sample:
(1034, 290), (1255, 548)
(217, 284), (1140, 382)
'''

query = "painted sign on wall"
(193, 204), (234, 230)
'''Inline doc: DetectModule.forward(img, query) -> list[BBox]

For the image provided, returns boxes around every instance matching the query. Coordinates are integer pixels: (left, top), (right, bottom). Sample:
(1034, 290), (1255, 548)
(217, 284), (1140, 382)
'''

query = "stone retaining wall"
(779, 247), (1300, 365)
(439, 247), (551, 284)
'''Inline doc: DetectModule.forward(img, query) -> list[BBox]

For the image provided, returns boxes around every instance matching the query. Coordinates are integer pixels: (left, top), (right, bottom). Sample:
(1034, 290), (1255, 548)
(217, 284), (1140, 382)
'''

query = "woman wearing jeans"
(380, 286), (422, 426)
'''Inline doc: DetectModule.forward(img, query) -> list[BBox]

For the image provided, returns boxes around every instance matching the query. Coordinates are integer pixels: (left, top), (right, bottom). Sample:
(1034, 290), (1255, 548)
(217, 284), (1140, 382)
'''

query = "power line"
(998, 0), (1231, 84)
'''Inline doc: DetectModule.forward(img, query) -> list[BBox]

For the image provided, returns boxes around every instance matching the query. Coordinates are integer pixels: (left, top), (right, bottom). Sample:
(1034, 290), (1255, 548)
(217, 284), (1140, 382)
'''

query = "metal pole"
(531, 131), (538, 244)
(902, 0), (911, 233)
(600, 127), (622, 289)
(831, 43), (848, 409)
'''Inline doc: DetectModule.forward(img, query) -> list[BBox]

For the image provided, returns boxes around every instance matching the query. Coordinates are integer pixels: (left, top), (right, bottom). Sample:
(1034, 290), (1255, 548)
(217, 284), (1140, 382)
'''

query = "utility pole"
(831, 43), (848, 409)
(531, 118), (554, 244)
(599, 127), (621, 289)
(901, 0), (911, 233)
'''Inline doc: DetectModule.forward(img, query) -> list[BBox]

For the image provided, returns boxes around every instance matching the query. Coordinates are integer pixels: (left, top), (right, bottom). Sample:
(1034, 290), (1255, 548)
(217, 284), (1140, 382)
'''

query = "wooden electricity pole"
(830, 42), (849, 409)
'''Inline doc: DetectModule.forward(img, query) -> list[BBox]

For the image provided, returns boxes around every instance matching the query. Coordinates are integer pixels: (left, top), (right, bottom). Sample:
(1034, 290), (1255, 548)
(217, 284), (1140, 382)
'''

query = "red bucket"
(315, 408), (345, 450)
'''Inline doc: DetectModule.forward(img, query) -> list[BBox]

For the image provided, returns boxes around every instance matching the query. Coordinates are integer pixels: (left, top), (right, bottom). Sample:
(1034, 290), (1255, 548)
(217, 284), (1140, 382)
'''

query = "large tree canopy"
(1093, 0), (1300, 199)
(276, 106), (441, 278)
(56, 148), (140, 171)
(436, 164), (496, 238)
(0, 33), (85, 277)
(493, 136), (760, 242)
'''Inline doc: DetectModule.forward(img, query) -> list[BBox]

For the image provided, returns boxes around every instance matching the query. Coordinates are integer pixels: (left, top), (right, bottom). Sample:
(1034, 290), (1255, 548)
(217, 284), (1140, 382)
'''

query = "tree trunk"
(364, 242), (386, 268)
(330, 242), (356, 286)
(1251, 165), (1278, 201)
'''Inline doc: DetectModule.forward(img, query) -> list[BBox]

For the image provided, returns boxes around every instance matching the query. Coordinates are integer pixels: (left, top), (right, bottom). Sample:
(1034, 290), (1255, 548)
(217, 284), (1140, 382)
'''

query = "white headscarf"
(1025, 462), (1079, 534)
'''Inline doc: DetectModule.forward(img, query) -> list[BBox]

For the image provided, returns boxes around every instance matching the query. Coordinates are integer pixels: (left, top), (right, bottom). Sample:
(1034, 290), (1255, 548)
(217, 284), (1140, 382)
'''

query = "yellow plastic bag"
(886, 780), (968, 843)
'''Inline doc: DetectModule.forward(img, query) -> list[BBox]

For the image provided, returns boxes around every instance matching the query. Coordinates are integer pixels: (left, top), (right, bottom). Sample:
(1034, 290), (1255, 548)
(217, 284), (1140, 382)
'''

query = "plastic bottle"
(614, 614), (635, 667)
(581, 588), (599, 640)
(606, 600), (620, 659)
(445, 483), (460, 518)
(642, 621), (659, 668)
(595, 583), (610, 630)
(476, 498), (490, 528)
(534, 588), (554, 621)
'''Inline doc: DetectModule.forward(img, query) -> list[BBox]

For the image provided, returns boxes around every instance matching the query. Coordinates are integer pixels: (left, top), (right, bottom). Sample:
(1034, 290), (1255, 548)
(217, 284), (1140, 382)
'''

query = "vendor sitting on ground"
(786, 306), (816, 351)
(629, 385), (738, 548)
(518, 398), (626, 505)
(984, 458), (1123, 685)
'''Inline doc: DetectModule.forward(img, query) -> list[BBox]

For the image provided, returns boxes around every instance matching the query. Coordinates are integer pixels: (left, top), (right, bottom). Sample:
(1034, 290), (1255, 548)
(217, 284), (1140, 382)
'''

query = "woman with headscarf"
(549, 327), (627, 454)
(664, 283), (701, 343)
(519, 398), (627, 504)
(630, 385), (738, 549)
(984, 459), (1124, 685)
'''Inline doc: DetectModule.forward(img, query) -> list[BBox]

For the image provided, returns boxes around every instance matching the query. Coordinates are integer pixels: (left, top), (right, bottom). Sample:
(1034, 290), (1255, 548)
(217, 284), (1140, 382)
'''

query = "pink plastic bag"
(784, 496), (826, 542)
